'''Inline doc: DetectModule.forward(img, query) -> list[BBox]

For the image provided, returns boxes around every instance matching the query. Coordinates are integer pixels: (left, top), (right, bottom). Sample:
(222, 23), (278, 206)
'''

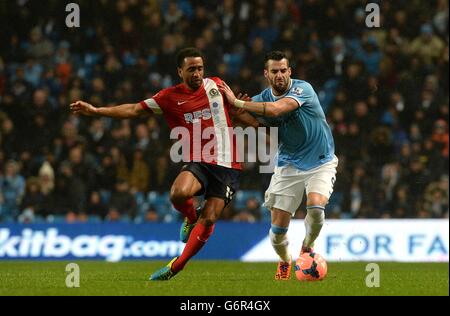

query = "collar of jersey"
(270, 79), (293, 100)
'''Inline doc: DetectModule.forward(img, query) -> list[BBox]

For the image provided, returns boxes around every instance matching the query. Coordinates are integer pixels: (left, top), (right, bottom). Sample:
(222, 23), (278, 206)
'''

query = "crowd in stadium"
(0, 0), (448, 223)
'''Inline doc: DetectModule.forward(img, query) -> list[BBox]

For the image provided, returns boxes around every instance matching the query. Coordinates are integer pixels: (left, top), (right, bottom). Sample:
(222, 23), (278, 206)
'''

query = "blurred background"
(0, 0), (448, 228)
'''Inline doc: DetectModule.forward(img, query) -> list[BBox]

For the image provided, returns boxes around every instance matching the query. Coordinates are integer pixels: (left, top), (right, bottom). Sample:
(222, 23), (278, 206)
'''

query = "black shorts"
(181, 162), (241, 206)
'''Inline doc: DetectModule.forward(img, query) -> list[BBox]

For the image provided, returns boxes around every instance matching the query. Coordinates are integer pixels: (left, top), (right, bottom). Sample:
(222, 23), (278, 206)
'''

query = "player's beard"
(271, 77), (289, 95)
(189, 78), (203, 90)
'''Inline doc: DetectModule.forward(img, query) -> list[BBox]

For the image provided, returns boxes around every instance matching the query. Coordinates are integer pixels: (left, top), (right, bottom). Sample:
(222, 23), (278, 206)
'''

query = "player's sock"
(303, 206), (325, 248)
(172, 222), (215, 272)
(173, 198), (197, 224)
(269, 225), (291, 263)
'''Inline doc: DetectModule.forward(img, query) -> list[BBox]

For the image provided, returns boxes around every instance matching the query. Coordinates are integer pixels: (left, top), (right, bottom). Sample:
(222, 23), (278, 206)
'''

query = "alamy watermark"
(169, 126), (278, 174)
(65, 263), (80, 288)
(365, 263), (381, 288)
(66, 2), (380, 29)
(365, 3), (380, 28)
(65, 3), (80, 28)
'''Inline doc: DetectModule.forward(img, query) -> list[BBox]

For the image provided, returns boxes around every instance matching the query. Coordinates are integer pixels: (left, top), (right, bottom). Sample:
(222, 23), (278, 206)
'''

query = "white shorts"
(264, 156), (338, 216)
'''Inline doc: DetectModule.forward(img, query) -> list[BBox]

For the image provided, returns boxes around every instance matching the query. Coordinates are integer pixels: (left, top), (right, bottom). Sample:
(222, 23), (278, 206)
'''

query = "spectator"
(143, 206), (160, 223)
(408, 24), (445, 66)
(0, 116), (19, 155)
(134, 123), (151, 151)
(107, 180), (136, 220)
(26, 27), (54, 62)
(19, 177), (46, 219)
(387, 185), (414, 218)
(129, 149), (150, 194)
(0, 160), (26, 220)
(151, 156), (176, 193)
(354, 35), (382, 76)
(96, 154), (117, 192)
(233, 197), (262, 222)
(431, 119), (449, 158)
(49, 162), (86, 216)
(423, 176), (449, 218)
(86, 191), (108, 219)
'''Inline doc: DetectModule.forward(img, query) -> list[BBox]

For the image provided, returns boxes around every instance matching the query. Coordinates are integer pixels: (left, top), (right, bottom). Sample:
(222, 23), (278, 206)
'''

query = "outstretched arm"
(219, 82), (299, 117)
(70, 100), (149, 119)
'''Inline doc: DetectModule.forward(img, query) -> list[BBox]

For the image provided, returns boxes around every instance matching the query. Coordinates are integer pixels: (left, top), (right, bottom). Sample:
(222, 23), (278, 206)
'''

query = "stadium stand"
(0, 0), (448, 223)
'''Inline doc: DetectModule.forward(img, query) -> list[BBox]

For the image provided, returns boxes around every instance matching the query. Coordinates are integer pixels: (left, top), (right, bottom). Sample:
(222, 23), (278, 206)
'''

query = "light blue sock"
(269, 225), (291, 262)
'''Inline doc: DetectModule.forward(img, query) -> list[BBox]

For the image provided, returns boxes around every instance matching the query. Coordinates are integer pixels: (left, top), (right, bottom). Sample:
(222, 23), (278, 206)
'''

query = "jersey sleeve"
(139, 91), (165, 114)
(251, 93), (264, 102)
(284, 82), (314, 108)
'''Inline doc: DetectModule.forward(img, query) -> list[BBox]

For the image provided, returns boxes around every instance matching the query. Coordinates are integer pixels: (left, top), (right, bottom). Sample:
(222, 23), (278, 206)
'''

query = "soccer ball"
(294, 252), (328, 281)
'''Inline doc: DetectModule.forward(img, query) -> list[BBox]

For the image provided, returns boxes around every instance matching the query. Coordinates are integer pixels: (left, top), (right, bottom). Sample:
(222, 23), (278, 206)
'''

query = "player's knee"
(170, 186), (191, 205)
(307, 192), (329, 206)
(306, 206), (325, 222)
(198, 210), (219, 227)
(198, 216), (217, 227)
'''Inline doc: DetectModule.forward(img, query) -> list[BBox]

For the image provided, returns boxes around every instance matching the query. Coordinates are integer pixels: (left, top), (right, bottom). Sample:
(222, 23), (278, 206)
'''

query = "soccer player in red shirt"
(70, 48), (258, 281)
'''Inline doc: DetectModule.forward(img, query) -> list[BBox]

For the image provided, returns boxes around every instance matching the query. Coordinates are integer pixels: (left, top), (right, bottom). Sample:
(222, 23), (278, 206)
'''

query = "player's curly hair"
(176, 47), (205, 68)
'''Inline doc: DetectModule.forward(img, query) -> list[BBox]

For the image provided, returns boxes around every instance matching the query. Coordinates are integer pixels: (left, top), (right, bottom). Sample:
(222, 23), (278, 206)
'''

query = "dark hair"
(264, 51), (289, 68)
(176, 47), (205, 68)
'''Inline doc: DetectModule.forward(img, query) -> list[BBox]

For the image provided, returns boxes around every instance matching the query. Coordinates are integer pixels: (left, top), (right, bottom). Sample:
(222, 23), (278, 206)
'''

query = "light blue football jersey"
(253, 79), (335, 171)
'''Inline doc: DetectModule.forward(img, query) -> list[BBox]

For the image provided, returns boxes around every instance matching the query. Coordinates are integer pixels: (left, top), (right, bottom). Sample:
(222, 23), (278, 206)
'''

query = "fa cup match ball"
(294, 252), (328, 281)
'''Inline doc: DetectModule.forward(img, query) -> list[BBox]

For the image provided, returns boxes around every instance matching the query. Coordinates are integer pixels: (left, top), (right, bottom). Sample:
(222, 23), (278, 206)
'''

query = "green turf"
(0, 261), (448, 296)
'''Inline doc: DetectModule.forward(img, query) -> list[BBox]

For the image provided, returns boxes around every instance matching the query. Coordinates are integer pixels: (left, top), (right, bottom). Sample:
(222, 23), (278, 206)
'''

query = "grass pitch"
(0, 261), (448, 296)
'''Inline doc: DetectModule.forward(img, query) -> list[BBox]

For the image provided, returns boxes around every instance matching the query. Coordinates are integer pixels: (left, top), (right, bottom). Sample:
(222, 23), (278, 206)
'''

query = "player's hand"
(237, 93), (252, 102)
(70, 100), (98, 116)
(218, 82), (237, 105)
(233, 93), (252, 115)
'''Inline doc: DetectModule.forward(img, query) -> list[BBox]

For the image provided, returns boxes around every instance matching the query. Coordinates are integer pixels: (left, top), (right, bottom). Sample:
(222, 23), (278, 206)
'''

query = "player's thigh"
(196, 164), (240, 226)
(264, 166), (305, 216)
(305, 161), (337, 207)
(170, 170), (203, 200)
(198, 197), (225, 226)
(271, 208), (292, 228)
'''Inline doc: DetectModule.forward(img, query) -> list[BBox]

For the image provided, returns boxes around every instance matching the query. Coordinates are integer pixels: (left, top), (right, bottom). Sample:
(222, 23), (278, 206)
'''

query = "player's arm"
(70, 100), (149, 119)
(236, 98), (298, 117)
(219, 82), (298, 117)
(230, 108), (261, 128)
(228, 92), (261, 128)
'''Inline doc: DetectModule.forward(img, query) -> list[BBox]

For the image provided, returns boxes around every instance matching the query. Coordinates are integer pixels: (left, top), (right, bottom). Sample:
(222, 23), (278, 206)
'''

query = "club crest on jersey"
(291, 87), (303, 96)
(209, 88), (220, 98)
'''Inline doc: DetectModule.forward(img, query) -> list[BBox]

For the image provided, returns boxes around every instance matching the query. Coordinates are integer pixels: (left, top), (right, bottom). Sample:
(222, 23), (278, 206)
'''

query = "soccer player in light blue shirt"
(219, 51), (338, 280)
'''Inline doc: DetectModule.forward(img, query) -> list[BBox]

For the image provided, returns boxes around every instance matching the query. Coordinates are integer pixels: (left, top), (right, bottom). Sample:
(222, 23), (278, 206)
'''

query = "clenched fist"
(70, 101), (98, 116)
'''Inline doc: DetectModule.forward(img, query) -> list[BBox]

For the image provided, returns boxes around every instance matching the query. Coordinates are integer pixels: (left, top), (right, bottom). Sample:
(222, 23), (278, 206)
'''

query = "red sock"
(172, 223), (215, 272)
(173, 198), (196, 223)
